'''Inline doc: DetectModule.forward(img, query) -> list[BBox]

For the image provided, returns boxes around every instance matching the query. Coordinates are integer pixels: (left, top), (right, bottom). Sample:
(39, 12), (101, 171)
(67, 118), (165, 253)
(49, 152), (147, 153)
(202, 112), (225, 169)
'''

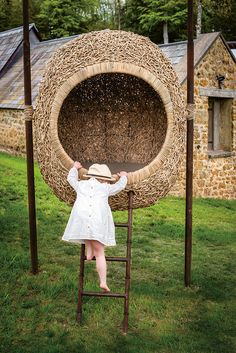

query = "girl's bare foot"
(100, 283), (110, 292)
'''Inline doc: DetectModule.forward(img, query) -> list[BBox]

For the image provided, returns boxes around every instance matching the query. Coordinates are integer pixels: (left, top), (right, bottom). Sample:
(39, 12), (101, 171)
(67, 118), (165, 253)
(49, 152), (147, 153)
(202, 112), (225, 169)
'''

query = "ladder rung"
(106, 256), (128, 262)
(82, 291), (126, 298)
(84, 256), (128, 262)
(115, 222), (129, 228)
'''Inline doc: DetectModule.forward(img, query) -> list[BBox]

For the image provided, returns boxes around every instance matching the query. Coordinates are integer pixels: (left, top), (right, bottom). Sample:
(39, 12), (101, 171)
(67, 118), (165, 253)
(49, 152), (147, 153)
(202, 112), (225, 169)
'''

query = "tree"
(0, 0), (12, 31)
(196, 0), (202, 37)
(0, 0), (235, 42)
(122, 0), (147, 34)
(200, 0), (236, 40)
(0, 0), (48, 32)
(97, 0), (126, 30)
(36, 0), (100, 39)
(137, 0), (188, 43)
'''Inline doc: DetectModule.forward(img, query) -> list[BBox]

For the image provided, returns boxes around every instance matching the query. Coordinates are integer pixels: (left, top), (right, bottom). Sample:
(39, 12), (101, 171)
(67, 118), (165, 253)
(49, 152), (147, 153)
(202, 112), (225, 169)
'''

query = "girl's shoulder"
(76, 179), (90, 190)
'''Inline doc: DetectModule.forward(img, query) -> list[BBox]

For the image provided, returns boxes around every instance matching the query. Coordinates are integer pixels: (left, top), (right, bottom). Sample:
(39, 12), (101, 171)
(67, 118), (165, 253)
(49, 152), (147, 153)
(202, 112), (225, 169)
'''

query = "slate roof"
(175, 32), (221, 83)
(0, 26), (25, 73)
(0, 26), (76, 109)
(0, 24), (235, 109)
(159, 32), (235, 83)
(159, 41), (187, 65)
(0, 24), (39, 76)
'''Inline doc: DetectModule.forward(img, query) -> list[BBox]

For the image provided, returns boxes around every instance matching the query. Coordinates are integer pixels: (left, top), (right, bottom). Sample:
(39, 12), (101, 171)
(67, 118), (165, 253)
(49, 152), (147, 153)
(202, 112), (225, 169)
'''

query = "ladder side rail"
(76, 243), (86, 322)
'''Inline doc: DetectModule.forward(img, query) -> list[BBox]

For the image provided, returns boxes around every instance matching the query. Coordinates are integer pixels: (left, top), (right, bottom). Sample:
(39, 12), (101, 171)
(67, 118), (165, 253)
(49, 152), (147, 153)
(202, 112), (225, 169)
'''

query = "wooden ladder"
(76, 191), (134, 334)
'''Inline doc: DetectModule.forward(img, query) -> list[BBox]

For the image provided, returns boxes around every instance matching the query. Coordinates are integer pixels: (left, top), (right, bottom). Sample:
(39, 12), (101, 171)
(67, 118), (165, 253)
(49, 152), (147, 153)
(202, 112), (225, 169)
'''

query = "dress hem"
(61, 238), (116, 247)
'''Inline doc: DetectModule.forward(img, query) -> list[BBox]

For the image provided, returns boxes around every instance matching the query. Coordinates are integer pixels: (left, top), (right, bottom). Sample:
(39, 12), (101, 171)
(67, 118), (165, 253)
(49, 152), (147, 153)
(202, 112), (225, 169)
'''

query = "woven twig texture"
(34, 30), (186, 210)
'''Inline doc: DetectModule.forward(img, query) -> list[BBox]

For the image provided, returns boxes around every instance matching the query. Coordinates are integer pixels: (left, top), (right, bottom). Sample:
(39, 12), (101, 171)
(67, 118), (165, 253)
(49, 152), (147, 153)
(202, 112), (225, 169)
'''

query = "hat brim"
(84, 173), (116, 182)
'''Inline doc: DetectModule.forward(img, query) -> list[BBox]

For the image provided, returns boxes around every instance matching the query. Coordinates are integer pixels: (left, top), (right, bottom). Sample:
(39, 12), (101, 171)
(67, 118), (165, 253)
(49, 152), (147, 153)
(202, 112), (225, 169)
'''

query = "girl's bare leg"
(85, 240), (94, 261)
(91, 240), (110, 292)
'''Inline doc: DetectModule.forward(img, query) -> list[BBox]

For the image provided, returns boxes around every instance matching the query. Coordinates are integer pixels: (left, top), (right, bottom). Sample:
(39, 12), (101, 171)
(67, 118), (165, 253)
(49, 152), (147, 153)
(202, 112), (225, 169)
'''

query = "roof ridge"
(33, 34), (80, 46)
(159, 40), (187, 47)
(159, 32), (221, 47)
(0, 23), (35, 37)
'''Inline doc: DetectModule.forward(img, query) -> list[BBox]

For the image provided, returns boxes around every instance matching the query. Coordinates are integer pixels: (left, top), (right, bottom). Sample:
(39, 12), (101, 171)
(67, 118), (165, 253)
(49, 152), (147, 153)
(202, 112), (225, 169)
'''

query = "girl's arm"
(108, 173), (128, 196)
(67, 162), (82, 191)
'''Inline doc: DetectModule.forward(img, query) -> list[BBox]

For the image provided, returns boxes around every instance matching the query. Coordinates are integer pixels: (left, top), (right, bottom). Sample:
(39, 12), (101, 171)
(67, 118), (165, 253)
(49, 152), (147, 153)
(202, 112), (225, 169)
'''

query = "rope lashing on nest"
(186, 103), (195, 121)
(24, 105), (34, 121)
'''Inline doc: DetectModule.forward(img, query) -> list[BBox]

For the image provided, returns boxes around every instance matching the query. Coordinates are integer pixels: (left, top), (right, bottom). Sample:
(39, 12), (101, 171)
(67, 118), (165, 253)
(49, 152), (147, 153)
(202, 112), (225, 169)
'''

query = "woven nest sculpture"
(34, 30), (186, 210)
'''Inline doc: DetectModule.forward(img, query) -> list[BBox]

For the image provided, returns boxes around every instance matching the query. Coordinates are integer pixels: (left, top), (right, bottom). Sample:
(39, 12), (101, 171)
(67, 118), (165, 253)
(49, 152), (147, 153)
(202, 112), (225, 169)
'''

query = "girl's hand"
(117, 171), (128, 177)
(74, 161), (82, 170)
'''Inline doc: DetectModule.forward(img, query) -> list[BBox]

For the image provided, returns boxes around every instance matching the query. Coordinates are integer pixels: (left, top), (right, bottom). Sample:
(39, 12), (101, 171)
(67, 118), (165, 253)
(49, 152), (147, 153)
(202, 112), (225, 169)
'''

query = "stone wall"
(170, 36), (236, 199)
(0, 109), (26, 155)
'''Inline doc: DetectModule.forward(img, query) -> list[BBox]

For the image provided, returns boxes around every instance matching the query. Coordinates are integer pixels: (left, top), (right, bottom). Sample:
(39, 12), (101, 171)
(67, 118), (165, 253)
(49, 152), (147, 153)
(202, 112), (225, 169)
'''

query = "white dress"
(62, 167), (127, 246)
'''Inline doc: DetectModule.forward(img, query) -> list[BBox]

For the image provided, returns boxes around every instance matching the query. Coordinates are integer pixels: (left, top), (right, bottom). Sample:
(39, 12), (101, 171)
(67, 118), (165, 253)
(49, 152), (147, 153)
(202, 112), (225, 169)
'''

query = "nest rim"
(50, 61), (173, 184)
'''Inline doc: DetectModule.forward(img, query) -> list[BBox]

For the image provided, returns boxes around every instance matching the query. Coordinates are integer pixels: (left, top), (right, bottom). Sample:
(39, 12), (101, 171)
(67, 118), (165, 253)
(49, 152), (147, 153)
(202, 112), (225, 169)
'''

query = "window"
(208, 98), (233, 155)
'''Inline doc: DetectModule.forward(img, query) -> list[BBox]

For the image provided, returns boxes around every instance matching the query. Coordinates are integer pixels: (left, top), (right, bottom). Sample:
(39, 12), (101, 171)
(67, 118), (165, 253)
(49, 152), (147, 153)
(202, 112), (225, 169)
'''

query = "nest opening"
(58, 73), (167, 173)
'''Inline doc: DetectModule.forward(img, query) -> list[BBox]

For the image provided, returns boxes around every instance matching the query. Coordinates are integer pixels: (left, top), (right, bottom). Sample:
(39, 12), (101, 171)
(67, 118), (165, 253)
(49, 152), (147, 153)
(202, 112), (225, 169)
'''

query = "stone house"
(0, 25), (235, 199)
(160, 33), (236, 199)
(0, 24), (74, 154)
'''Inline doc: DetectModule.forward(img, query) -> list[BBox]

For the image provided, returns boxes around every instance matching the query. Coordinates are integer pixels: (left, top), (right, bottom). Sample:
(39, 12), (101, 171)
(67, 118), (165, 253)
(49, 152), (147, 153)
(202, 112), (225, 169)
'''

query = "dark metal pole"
(23, 0), (38, 274)
(185, 0), (194, 287)
(123, 191), (134, 334)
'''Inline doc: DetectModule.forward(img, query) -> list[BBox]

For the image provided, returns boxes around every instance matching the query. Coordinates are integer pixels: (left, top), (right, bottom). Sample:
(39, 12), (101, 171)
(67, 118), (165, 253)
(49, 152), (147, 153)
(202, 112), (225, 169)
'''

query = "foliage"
(122, 0), (155, 36)
(0, 0), (235, 42)
(0, 0), (41, 32)
(200, 0), (236, 41)
(136, 0), (188, 42)
(0, 0), (11, 31)
(0, 152), (236, 353)
(36, 0), (100, 39)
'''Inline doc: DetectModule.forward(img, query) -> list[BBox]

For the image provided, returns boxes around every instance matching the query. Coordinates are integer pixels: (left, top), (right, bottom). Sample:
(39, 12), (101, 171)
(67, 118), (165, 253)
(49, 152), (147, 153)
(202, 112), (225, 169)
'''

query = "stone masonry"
(170, 36), (236, 199)
(0, 109), (26, 155)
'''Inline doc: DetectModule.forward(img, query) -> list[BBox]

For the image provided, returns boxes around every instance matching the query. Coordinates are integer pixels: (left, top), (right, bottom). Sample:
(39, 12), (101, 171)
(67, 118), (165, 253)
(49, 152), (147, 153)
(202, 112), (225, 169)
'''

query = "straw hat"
(84, 164), (116, 182)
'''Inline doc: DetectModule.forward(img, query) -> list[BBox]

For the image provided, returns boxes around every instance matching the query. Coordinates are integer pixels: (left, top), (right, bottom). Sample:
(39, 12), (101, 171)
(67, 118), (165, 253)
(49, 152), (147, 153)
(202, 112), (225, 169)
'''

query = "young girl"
(62, 161), (128, 292)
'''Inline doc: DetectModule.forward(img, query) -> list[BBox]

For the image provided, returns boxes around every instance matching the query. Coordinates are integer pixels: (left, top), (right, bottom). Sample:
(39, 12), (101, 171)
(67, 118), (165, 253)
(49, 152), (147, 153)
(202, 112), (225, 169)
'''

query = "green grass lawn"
(0, 152), (235, 353)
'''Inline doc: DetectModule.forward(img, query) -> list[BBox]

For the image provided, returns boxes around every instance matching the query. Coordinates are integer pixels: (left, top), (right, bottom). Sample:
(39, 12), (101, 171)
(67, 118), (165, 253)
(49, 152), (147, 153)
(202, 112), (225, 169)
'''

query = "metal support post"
(185, 0), (194, 286)
(23, 0), (38, 274)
